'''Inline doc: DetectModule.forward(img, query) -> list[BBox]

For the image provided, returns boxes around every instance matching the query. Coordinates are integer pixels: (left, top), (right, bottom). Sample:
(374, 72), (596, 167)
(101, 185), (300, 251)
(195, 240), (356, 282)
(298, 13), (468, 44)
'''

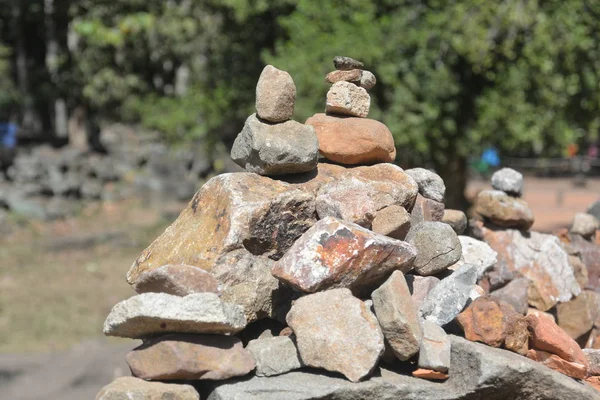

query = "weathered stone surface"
(420, 264), (478, 326)
(527, 308), (556, 322)
(568, 251), (589, 290)
(406, 221), (462, 275)
(526, 349), (587, 380)
(585, 376), (600, 392)
(272, 217), (416, 295)
(526, 312), (588, 366)
(132, 264), (220, 296)
(567, 234), (600, 291)
(372, 271), (422, 361)
(457, 296), (508, 347)
(412, 368), (448, 380)
(360, 70), (376, 90)
(96, 377), (199, 400)
(442, 209), (467, 234)
(211, 249), (294, 323)
(504, 314), (530, 355)
(103, 293), (246, 338)
(326, 81), (370, 118)
(255, 65), (296, 122)
(231, 114), (319, 175)
(557, 290), (598, 340)
(371, 204), (411, 239)
(490, 277), (530, 315)
(418, 321), (451, 372)
(405, 168), (445, 202)
(482, 228), (581, 311)
(325, 69), (361, 84)
(491, 168), (524, 197)
(571, 212), (599, 239)
(589, 200), (600, 220)
(405, 274), (440, 307)
(315, 172), (417, 228)
(410, 194), (445, 226)
(286, 288), (384, 382)
(126, 334), (255, 380)
(333, 56), (364, 70)
(453, 236), (497, 280)
(584, 349), (600, 376)
(127, 173), (317, 284)
(475, 190), (534, 229)
(305, 113), (396, 165)
(206, 335), (600, 400)
(586, 328), (600, 349)
(246, 336), (302, 377)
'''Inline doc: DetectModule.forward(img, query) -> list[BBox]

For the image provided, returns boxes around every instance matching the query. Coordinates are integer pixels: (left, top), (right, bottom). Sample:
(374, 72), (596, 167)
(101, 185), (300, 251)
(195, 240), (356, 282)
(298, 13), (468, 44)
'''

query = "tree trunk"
(436, 151), (469, 211)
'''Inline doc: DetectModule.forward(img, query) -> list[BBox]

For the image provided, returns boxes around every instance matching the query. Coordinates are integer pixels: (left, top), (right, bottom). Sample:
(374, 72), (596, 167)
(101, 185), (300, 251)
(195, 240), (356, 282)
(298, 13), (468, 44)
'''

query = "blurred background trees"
(1, 0), (599, 208)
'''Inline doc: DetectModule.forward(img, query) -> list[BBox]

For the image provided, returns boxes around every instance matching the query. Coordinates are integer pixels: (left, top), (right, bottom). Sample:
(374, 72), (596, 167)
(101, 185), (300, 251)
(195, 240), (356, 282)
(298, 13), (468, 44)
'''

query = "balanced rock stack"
(96, 62), (600, 399)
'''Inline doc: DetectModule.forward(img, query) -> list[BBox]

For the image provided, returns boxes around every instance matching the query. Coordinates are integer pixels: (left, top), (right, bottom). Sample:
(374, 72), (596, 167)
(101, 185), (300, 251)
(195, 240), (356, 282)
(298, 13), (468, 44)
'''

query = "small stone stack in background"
(231, 65), (319, 176)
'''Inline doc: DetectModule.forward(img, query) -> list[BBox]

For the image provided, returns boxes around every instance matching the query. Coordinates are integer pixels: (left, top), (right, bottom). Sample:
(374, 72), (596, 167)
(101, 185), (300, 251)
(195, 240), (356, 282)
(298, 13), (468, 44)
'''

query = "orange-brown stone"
(457, 297), (506, 347)
(585, 376), (600, 392)
(526, 349), (588, 380)
(412, 368), (449, 380)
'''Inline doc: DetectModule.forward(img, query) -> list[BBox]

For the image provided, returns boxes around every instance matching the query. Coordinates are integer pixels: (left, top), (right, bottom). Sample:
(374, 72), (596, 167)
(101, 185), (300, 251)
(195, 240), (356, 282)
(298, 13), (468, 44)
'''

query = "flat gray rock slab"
(103, 292), (247, 338)
(206, 335), (600, 400)
(246, 336), (302, 377)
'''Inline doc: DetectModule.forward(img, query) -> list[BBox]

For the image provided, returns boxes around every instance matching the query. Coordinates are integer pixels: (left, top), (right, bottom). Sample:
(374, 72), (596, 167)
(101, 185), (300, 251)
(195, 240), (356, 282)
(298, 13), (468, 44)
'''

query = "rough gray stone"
(406, 221), (462, 275)
(571, 212), (599, 239)
(333, 56), (364, 70)
(255, 65), (296, 122)
(372, 271), (422, 361)
(360, 70), (376, 89)
(490, 277), (530, 315)
(405, 168), (446, 202)
(326, 81), (370, 118)
(132, 264), (220, 296)
(206, 335), (599, 400)
(103, 292), (246, 338)
(96, 376), (199, 400)
(418, 320), (451, 372)
(246, 336), (302, 377)
(231, 114), (319, 176)
(442, 209), (467, 234)
(491, 168), (524, 196)
(588, 200), (600, 220)
(286, 288), (384, 382)
(583, 349), (600, 376)
(451, 236), (497, 279)
(420, 264), (478, 326)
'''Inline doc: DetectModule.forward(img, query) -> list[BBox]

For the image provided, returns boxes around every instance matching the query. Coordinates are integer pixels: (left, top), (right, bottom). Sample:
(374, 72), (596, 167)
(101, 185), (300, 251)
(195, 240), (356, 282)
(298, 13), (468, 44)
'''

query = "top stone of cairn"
(333, 56), (364, 71)
(255, 65), (296, 123)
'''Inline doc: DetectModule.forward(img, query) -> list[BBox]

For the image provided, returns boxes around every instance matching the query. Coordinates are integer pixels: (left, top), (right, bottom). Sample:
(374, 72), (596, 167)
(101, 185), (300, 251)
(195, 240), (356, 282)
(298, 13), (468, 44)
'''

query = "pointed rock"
(103, 292), (246, 338)
(372, 271), (423, 360)
(286, 288), (384, 382)
(272, 217), (416, 296)
(126, 334), (255, 380)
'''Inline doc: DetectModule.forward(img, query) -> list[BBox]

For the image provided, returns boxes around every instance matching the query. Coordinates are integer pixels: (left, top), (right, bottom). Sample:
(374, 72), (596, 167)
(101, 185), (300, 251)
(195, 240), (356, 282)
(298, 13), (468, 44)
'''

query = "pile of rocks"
(96, 59), (600, 400)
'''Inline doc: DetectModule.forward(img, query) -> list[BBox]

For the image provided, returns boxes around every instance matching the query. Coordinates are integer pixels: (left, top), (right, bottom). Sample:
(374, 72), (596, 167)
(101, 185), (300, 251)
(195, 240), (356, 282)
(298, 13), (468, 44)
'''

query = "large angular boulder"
(231, 114), (319, 175)
(126, 334), (255, 380)
(371, 271), (422, 361)
(96, 377), (199, 400)
(305, 113), (396, 165)
(255, 65), (296, 122)
(286, 288), (384, 382)
(482, 228), (581, 311)
(272, 217), (416, 295)
(103, 293), (246, 338)
(406, 221), (462, 276)
(475, 190), (534, 230)
(127, 173), (317, 284)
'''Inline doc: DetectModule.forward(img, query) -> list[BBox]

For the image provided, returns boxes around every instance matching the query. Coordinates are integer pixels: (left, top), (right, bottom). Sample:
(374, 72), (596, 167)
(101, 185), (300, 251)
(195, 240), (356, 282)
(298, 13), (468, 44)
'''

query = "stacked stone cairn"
(96, 59), (600, 399)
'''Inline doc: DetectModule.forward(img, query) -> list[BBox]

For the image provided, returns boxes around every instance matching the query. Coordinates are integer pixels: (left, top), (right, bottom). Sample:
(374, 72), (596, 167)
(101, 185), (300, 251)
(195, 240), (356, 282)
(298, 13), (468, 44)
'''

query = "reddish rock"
(526, 312), (588, 366)
(272, 217), (416, 296)
(126, 334), (255, 380)
(325, 69), (362, 84)
(584, 376), (600, 392)
(326, 81), (370, 117)
(557, 291), (598, 340)
(305, 113), (396, 165)
(504, 315), (529, 355)
(412, 368), (449, 380)
(526, 349), (587, 380)
(457, 297), (507, 347)
(410, 194), (445, 226)
(475, 190), (534, 230)
(132, 264), (220, 296)
(127, 173), (316, 284)
(371, 205), (411, 240)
